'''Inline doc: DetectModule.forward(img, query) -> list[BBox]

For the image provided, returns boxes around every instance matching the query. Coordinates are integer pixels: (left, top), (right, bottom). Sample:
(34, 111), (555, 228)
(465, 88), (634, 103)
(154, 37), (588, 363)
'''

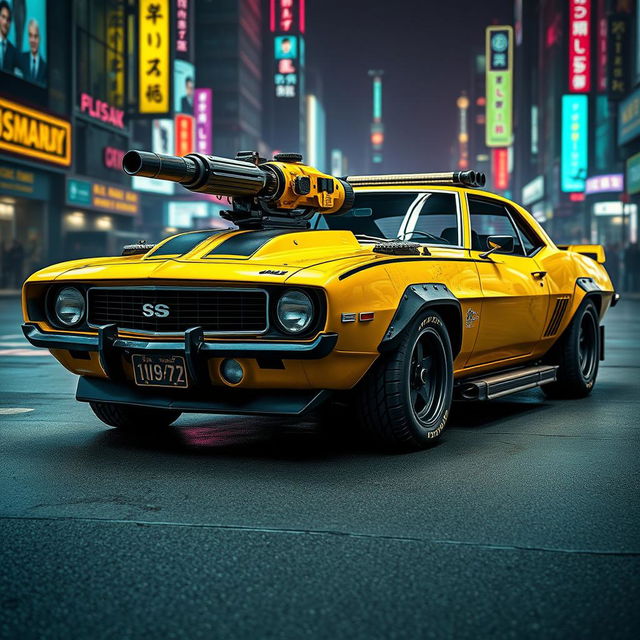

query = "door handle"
(531, 271), (547, 279)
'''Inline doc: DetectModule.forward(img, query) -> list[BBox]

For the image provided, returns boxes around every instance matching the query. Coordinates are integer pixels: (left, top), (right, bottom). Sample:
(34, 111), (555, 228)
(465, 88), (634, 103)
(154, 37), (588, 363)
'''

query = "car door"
(465, 195), (549, 367)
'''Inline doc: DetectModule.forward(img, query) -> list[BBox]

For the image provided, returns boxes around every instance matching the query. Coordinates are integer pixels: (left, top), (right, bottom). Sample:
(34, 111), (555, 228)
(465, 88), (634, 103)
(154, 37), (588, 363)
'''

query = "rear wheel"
(355, 310), (453, 450)
(543, 300), (600, 399)
(90, 402), (181, 430)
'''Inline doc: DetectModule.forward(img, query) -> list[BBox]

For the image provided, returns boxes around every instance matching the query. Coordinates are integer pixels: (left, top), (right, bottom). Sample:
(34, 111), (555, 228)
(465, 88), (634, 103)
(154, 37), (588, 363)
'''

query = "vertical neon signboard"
(485, 26), (513, 147)
(139, 0), (170, 114)
(194, 88), (212, 155)
(569, 0), (591, 92)
(561, 95), (588, 192)
(492, 148), (509, 190)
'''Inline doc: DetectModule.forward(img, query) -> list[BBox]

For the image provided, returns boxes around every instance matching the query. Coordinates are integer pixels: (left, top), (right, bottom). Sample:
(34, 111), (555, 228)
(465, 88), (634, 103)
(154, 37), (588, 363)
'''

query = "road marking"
(0, 408), (34, 415)
(0, 342), (30, 347)
(0, 349), (50, 357)
(1, 334), (23, 339)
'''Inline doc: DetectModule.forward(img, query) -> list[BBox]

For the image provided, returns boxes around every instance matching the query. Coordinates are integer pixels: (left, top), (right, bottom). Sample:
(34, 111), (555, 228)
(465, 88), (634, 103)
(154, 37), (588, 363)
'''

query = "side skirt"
(455, 364), (558, 401)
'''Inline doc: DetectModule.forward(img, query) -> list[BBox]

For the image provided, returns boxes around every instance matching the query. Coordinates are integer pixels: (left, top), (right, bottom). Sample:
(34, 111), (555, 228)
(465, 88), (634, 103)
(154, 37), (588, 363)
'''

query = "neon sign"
(561, 95), (588, 192)
(569, 0), (591, 93)
(485, 26), (513, 147)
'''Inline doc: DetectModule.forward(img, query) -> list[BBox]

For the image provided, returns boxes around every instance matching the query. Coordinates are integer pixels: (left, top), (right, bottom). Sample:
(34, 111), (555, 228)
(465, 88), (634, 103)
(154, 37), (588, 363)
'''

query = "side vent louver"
(544, 297), (570, 337)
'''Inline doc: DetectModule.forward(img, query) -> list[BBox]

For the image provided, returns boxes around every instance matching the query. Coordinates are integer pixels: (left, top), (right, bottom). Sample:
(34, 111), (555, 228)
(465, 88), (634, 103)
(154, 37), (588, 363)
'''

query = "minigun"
(122, 150), (354, 229)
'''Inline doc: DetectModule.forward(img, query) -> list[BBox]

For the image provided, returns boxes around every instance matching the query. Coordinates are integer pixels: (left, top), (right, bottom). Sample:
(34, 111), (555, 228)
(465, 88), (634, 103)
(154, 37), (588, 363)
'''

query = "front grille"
(87, 287), (268, 334)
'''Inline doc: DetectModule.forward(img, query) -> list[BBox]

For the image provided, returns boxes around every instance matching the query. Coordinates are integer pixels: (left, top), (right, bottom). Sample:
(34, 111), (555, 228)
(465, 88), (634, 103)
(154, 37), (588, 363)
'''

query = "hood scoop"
(122, 241), (156, 256)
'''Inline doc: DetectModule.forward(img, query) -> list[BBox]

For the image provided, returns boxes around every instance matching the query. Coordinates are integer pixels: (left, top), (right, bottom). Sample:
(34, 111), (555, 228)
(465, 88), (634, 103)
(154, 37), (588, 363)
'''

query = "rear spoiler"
(557, 244), (606, 264)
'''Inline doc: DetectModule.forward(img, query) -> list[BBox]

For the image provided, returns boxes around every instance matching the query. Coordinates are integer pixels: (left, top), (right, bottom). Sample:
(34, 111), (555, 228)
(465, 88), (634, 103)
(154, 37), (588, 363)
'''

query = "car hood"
(29, 229), (379, 285)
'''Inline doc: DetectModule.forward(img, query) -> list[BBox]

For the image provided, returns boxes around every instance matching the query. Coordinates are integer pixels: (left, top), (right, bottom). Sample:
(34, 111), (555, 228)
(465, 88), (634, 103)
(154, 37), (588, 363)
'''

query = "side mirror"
(480, 235), (514, 259)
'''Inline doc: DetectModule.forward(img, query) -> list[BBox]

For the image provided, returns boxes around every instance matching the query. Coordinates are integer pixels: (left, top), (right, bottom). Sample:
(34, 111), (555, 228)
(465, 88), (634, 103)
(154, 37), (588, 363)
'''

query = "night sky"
(306, 0), (513, 174)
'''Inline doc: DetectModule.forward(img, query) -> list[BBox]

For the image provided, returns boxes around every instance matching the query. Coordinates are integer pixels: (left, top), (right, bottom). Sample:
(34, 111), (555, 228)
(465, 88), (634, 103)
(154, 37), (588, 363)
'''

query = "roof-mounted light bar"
(346, 170), (486, 188)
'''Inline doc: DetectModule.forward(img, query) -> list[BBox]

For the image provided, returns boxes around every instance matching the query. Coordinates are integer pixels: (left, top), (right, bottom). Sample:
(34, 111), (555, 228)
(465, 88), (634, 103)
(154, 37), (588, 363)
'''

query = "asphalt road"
(1, 296), (639, 639)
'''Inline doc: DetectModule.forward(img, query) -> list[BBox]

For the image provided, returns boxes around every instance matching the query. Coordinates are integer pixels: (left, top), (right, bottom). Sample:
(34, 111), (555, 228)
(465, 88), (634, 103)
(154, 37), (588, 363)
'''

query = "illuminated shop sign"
(618, 87), (640, 146)
(0, 97), (71, 167)
(608, 13), (631, 100)
(585, 174), (624, 195)
(274, 35), (300, 98)
(103, 146), (126, 171)
(175, 114), (194, 156)
(561, 95), (588, 193)
(593, 201), (637, 216)
(79, 93), (125, 129)
(132, 119), (174, 194)
(522, 175), (544, 206)
(0, 162), (50, 200)
(626, 152), (640, 195)
(67, 177), (139, 215)
(492, 148), (509, 190)
(270, 0), (305, 33)
(175, 0), (191, 56)
(138, 0), (170, 114)
(485, 26), (513, 147)
(569, 0), (591, 93)
(194, 88), (212, 155)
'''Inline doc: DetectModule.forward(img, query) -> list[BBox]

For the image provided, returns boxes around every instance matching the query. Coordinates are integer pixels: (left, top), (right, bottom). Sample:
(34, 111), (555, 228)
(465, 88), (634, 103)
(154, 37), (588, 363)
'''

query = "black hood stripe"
(206, 229), (303, 258)
(338, 256), (483, 280)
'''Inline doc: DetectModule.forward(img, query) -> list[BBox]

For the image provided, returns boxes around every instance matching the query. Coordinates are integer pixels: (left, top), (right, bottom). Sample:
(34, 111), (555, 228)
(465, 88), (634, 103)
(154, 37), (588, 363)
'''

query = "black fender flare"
(378, 283), (462, 356)
(575, 277), (607, 315)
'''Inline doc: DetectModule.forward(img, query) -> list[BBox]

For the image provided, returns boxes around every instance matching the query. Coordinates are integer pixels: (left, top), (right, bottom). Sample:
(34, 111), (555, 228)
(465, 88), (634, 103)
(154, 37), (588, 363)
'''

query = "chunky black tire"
(355, 310), (454, 450)
(543, 300), (600, 399)
(89, 402), (181, 430)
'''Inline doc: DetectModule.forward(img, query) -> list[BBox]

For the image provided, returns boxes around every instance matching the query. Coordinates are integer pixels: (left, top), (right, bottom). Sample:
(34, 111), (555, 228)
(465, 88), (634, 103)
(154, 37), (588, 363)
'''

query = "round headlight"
(276, 290), (314, 334)
(54, 287), (85, 326)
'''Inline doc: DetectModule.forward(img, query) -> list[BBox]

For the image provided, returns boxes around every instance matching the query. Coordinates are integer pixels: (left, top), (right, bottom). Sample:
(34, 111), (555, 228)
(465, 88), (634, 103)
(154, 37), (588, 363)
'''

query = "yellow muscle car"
(21, 150), (617, 450)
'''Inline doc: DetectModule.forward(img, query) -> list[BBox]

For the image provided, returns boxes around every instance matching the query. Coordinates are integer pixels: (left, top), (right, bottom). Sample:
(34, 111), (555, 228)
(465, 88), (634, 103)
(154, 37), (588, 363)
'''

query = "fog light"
(220, 359), (244, 384)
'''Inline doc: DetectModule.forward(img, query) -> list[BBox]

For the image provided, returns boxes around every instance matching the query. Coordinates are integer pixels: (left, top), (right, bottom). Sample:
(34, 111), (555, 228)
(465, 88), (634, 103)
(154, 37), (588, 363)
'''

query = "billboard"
(568, 0), (591, 93)
(138, 0), (170, 114)
(132, 119), (174, 194)
(561, 95), (588, 192)
(0, 0), (48, 87)
(174, 59), (194, 114)
(485, 26), (513, 147)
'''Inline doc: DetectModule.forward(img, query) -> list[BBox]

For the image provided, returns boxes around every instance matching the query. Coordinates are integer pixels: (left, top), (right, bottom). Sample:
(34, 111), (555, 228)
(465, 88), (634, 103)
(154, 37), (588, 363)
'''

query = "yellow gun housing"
(122, 150), (354, 227)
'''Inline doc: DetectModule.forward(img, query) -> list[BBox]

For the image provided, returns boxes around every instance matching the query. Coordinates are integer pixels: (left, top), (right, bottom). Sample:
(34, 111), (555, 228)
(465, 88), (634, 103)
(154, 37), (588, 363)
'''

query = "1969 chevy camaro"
(21, 152), (617, 451)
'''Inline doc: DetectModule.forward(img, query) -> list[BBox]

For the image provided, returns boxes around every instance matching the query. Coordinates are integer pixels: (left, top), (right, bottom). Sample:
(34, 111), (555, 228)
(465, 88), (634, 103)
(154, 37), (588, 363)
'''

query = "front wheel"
(355, 310), (454, 451)
(90, 402), (182, 430)
(543, 300), (600, 399)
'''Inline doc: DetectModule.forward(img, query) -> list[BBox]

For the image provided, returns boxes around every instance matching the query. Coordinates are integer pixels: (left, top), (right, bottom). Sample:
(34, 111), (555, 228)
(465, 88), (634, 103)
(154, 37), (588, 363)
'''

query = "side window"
(468, 197), (524, 256)
(404, 192), (460, 246)
(507, 207), (544, 256)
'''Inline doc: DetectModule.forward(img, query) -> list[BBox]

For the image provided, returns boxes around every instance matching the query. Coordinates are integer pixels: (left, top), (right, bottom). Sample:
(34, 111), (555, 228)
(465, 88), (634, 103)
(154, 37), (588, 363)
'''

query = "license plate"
(132, 354), (189, 388)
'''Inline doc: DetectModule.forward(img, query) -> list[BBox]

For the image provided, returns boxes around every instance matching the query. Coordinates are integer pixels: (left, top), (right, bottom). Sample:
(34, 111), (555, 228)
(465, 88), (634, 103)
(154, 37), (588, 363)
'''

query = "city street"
(0, 296), (638, 638)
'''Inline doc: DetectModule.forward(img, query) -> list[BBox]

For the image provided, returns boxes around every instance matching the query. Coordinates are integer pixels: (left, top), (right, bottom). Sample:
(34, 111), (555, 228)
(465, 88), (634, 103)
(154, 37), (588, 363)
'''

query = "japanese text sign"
(569, 0), (591, 93)
(485, 26), (513, 147)
(194, 89), (212, 155)
(139, 0), (170, 114)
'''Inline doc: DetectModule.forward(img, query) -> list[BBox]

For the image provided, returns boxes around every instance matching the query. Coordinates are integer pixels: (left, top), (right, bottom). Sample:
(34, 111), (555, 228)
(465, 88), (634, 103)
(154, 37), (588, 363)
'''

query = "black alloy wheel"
(543, 300), (600, 399)
(356, 309), (454, 450)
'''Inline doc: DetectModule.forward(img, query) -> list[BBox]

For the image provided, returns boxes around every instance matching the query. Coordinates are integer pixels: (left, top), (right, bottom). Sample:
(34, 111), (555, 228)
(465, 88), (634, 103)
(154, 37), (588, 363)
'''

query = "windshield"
(313, 191), (460, 246)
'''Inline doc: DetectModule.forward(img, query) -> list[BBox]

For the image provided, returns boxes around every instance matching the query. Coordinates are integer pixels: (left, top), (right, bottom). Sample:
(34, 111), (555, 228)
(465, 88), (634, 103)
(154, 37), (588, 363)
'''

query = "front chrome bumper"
(23, 322), (338, 416)
(22, 322), (338, 381)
